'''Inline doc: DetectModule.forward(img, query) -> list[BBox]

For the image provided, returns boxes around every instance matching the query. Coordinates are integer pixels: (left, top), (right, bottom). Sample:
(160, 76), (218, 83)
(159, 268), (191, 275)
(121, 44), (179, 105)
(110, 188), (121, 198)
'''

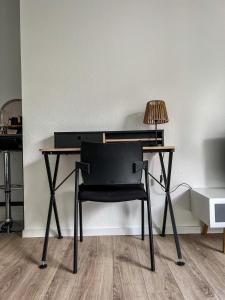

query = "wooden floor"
(0, 234), (225, 300)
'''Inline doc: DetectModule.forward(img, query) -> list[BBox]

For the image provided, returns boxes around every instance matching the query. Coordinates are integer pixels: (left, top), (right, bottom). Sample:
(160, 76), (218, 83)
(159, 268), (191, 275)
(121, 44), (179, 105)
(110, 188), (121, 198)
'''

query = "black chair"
(73, 142), (155, 273)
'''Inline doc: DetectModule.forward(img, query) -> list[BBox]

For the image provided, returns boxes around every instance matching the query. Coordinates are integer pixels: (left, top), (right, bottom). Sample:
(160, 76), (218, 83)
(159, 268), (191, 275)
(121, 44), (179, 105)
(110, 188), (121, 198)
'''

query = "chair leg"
(79, 201), (83, 242)
(141, 200), (145, 240)
(146, 197), (155, 271)
(223, 229), (225, 254)
(73, 195), (78, 273)
(73, 169), (79, 274)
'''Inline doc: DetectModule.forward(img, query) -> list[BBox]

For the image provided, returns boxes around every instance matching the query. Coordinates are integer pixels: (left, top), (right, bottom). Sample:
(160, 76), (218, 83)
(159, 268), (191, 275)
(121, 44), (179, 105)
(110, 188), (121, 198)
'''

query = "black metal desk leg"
(52, 155), (62, 239)
(39, 154), (62, 269)
(39, 195), (54, 269)
(166, 152), (185, 266)
(161, 196), (168, 237)
(145, 165), (155, 271)
(159, 153), (168, 237)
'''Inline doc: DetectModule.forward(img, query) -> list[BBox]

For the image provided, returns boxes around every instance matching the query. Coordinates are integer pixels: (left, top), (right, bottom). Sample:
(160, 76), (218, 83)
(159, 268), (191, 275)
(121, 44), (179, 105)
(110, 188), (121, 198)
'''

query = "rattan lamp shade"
(143, 100), (169, 124)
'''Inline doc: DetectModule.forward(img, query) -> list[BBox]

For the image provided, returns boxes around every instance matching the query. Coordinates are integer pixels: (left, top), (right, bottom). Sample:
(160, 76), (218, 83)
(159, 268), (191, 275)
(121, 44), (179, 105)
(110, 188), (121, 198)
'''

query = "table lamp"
(143, 100), (169, 145)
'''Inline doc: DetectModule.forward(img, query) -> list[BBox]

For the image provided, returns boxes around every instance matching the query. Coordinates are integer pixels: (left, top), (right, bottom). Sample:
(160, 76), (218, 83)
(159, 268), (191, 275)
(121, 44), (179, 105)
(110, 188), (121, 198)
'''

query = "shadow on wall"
(24, 135), (61, 229)
(122, 112), (147, 130)
(173, 190), (192, 214)
(203, 138), (225, 187)
(41, 135), (54, 149)
(122, 112), (195, 229)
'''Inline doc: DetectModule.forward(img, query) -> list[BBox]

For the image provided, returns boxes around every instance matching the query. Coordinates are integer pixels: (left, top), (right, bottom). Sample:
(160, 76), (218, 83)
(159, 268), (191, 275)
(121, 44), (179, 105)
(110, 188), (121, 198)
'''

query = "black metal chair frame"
(39, 148), (185, 272)
(73, 158), (154, 274)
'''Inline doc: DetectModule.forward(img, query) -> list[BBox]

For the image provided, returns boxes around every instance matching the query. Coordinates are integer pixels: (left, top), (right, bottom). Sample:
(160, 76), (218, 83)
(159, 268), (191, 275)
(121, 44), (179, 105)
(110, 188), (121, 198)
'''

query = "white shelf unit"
(191, 188), (225, 228)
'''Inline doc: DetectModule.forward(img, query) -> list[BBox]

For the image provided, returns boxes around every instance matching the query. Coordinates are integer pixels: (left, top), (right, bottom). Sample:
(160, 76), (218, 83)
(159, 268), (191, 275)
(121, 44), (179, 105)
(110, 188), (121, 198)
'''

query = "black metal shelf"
(0, 201), (23, 206)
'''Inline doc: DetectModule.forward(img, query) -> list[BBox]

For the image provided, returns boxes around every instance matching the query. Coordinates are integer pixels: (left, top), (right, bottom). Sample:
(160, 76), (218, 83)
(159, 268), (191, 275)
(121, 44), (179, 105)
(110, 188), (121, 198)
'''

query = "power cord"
(157, 153), (192, 193)
(148, 171), (192, 194)
(170, 182), (192, 193)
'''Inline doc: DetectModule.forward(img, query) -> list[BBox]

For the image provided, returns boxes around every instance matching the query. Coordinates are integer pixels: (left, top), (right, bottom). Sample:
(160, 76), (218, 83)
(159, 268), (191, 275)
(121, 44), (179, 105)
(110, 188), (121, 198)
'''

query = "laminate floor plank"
(0, 237), (38, 300)
(203, 234), (225, 270)
(113, 236), (149, 300)
(0, 234), (224, 300)
(157, 235), (219, 300)
(81, 236), (114, 300)
(196, 233), (224, 255)
(181, 235), (225, 300)
(43, 238), (76, 300)
(11, 237), (70, 300)
(0, 233), (14, 250)
(45, 236), (99, 300)
(68, 236), (114, 300)
(0, 234), (26, 268)
(135, 236), (185, 300)
(0, 234), (15, 272)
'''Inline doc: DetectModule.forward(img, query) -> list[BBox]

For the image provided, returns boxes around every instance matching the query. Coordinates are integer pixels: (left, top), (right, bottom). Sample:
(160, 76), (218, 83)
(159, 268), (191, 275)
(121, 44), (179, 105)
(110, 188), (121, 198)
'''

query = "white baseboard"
(22, 225), (216, 238)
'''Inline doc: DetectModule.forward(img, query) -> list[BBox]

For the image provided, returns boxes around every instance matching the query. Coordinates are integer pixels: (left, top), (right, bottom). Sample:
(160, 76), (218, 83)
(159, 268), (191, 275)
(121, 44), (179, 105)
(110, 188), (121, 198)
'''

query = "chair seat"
(79, 184), (147, 202)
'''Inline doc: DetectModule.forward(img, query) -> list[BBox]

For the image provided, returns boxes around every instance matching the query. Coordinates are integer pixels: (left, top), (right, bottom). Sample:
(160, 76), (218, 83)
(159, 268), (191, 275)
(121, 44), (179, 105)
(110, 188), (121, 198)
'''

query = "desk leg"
(39, 154), (62, 269)
(159, 152), (185, 266)
(159, 153), (168, 237)
(161, 196), (168, 237)
(52, 155), (62, 239)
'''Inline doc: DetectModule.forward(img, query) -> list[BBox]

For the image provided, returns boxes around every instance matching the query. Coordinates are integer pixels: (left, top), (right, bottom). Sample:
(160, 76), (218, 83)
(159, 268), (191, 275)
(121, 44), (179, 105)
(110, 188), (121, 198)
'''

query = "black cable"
(54, 168), (78, 191)
(170, 183), (192, 193)
(159, 153), (165, 184)
(148, 171), (192, 194)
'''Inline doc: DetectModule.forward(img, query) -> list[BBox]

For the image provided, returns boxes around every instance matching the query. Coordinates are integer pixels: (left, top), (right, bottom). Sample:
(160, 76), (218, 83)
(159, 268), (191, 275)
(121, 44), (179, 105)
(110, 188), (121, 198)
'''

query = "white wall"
(20, 0), (225, 237)
(0, 0), (23, 220)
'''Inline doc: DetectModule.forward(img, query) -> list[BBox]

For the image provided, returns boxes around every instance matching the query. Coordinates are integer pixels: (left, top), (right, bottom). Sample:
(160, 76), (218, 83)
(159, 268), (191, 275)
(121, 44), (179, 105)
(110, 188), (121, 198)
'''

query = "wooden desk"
(39, 145), (184, 269)
(40, 145), (175, 154)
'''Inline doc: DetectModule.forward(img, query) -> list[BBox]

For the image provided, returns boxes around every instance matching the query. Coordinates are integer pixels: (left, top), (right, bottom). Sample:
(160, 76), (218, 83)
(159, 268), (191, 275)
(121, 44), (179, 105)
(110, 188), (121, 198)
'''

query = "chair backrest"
(80, 142), (143, 185)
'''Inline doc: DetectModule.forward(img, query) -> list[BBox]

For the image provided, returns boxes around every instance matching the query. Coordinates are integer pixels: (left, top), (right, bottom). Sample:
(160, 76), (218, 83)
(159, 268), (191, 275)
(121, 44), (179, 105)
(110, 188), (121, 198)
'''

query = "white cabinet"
(191, 188), (225, 228)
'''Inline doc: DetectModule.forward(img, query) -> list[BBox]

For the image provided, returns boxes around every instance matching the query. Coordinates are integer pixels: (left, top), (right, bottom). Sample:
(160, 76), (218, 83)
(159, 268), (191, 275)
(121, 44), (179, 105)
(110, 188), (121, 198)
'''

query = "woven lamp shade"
(143, 100), (169, 124)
